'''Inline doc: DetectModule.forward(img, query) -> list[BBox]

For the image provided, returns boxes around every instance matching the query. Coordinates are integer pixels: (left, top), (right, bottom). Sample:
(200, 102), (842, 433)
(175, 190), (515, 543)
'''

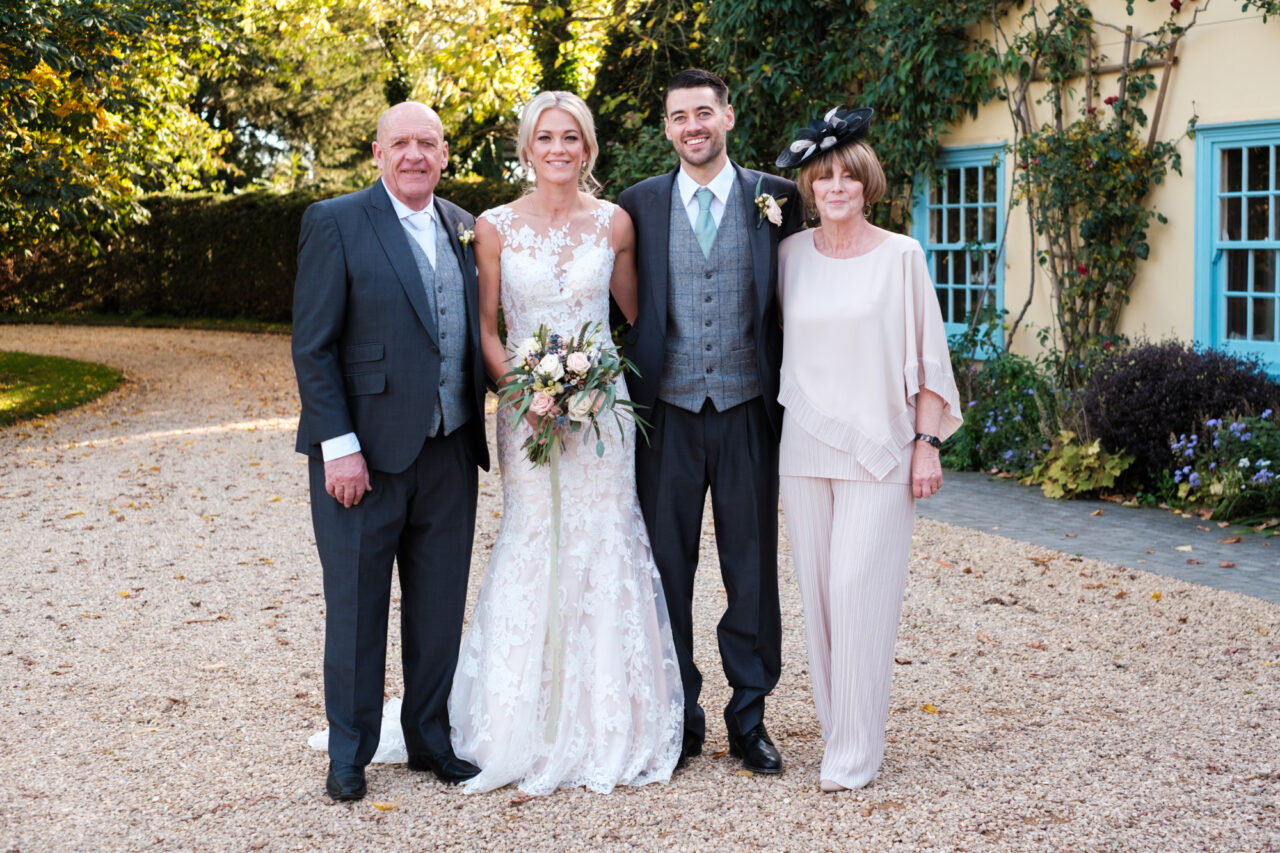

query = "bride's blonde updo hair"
(516, 91), (600, 193)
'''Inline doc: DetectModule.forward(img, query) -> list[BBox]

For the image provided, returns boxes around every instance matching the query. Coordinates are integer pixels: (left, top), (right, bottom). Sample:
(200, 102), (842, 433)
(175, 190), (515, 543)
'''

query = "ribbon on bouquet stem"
(544, 440), (565, 744)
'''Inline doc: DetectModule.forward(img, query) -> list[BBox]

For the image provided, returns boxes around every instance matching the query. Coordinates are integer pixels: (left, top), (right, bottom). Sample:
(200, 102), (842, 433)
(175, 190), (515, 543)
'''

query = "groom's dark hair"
(665, 68), (730, 111)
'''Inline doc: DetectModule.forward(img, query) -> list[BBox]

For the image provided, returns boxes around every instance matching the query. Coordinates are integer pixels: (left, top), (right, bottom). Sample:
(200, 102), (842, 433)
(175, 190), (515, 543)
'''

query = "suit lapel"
(365, 180), (438, 345)
(647, 168), (678, 334)
(734, 163), (772, 319)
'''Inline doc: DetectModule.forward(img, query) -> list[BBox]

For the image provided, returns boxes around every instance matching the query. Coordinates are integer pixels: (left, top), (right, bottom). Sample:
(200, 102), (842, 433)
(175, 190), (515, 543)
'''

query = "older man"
(292, 102), (488, 801)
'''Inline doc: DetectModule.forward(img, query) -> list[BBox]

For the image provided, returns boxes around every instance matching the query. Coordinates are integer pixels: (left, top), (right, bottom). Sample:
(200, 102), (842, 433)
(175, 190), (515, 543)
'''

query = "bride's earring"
(863, 204), (871, 217)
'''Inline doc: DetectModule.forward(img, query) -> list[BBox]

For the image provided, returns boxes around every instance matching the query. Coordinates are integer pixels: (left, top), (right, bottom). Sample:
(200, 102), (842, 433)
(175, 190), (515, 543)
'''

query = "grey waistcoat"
(659, 181), (760, 413)
(407, 224), (472, 436)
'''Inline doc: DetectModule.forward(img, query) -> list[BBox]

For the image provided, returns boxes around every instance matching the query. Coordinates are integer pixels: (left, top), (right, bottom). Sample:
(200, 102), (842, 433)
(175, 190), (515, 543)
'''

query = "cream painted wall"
(936, 2), (1280, 357)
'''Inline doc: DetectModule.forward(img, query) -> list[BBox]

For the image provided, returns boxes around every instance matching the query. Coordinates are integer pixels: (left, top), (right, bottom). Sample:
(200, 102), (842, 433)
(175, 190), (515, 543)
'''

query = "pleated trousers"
(779, 475), (914, 789)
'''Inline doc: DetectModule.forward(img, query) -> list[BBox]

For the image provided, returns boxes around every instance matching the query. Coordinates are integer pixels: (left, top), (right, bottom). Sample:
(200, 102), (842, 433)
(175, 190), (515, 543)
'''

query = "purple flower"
(1188, 472), (1201, 487)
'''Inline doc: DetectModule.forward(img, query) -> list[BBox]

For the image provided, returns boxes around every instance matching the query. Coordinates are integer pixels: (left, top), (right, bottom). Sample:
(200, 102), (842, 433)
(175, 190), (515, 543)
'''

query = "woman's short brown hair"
(795, 141), (887, 210)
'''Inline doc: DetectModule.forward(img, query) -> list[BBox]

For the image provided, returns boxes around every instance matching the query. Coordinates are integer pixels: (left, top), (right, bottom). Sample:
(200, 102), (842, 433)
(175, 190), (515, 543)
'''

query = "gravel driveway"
(1, 325), (1277, 852)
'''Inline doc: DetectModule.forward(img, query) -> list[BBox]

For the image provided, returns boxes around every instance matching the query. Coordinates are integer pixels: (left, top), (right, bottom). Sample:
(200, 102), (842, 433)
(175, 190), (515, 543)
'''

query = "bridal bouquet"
(498, 321), (647, 467)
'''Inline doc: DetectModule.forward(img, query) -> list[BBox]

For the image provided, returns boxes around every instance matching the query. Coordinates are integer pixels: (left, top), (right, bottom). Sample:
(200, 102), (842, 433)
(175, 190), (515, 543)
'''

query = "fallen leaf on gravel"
(371, 801), (397, 811)
(64, 510), (83, 518)
(1220, 561), (1236, 568)
(1151, 591), (1162, 602)
(962, 567), (972, 574)
(1175, 545), (1193, 552)
(1146, 549), (1155, 554)
(1090, 509), (1103, 516)
(1114, 590), (1127, 599)
(1082, 583), (1104, 589)
(1218, 521), (1231, 528)
(1194, 524), (1211, 531)
(508, 792), (535, 806)
(118, 590), (131, 598)
(735, 769), (755, 777)
(920, 703), (939, 714)
(1027, 641), (1047, 650)
(80, 613), (101, 619)
(936, 559), (952, 568)
(268, 496), (281, 503)
(977, 630), (998, 645)
(1063, 533), (1078, 538)
(1187, 559), (1202, 565)
(1253, 519), (1280, 531)
(711, 748), (729, 759)
(894, 657), (912, 665)
(862, 805), (875, 816)
(982, 597), (1008, 606)
(1219, 536), (1242, 544)
(200, 663), (226, 671)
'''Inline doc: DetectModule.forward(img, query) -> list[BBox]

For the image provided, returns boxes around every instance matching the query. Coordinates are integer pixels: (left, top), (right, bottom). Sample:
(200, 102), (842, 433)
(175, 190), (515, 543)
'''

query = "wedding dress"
(447, 200), (683, 795)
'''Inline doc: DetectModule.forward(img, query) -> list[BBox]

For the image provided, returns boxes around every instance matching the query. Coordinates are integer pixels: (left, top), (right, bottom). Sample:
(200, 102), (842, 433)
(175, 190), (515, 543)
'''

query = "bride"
(447, 91), (683, 794)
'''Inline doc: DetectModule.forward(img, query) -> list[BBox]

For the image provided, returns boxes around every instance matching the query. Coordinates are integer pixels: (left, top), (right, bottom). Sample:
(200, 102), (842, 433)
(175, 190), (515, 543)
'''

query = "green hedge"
(0, 176), (523, 322)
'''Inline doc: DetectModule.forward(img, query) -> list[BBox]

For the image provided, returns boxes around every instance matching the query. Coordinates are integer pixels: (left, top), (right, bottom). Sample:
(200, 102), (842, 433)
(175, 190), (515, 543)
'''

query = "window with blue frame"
(1194, 121), (1280, 372)
(1192, 118), (1280, 368)
(911, 144), (1005, 347)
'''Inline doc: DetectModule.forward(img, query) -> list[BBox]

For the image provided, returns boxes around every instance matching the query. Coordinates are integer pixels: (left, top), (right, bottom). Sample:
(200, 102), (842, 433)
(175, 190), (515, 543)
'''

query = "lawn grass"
(0, 350), (125, 426)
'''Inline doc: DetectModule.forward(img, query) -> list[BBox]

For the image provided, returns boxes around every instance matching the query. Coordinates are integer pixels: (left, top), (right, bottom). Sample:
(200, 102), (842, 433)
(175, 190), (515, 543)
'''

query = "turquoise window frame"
(1194, 120), (1280, 374)
(911, 143), (1006, 355)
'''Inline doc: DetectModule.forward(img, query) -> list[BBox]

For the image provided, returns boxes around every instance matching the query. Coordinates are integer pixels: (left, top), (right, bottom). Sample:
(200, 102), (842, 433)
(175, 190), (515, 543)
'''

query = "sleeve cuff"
(320, 432), (361, 462)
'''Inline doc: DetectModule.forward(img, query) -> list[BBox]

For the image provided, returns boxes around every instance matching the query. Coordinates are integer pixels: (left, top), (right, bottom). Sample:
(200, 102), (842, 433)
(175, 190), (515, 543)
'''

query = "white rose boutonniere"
(753, 177), (786, 229)
(457, 222), (475, 248)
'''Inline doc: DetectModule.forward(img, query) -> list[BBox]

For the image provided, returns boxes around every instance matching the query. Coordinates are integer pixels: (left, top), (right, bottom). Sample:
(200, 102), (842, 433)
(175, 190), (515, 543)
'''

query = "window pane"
(930, 181), (942, 206)
(1223, 147), (1242, 193)
(953, 250), (967, 284)
(1247, 146), (1270, 192)
(1226, 296), (1247, 338)
(982, 166), (997, 203)
(964, 167), (979, 204)
(1253, 297), (1276, 341)
(985, 249), (998, 285)
(1224, 196), (1241, 241)
(946, 207), (960, 244)
(964, 206), (978, 243)
(930, 206), (942, 243)
(946, 169), (960, 203)
(1256, 249), (1277, 293)
(935, 286), (949, 321)
(951, 288), (966, 322)
(937, 250), (951, 284)
(1248, 197), (1270, 241)
(1227, 250), (1249, 291)
(982, 207), (997, 244)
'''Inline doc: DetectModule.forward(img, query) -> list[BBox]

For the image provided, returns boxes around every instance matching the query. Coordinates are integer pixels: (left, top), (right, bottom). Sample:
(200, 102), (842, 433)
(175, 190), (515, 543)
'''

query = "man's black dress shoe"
(675, 734), (703, 770)
(325, 760), (367, 801)
(407, 750), (481, 784)
(727, 723), (783, 774)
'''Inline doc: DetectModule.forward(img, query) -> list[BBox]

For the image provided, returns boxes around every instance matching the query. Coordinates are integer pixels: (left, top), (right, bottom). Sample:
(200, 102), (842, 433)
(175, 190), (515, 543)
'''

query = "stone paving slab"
(919, 471), (1280, 604)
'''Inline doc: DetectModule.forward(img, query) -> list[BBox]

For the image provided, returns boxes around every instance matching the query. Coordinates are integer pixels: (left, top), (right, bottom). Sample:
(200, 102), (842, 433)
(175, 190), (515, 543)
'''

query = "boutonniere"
(457, 222), (475, 248)
(753, 177), (786, 229)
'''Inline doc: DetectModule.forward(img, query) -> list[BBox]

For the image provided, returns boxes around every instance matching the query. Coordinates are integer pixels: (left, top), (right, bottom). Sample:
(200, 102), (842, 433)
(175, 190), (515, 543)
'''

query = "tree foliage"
(1, 0), (235, 256)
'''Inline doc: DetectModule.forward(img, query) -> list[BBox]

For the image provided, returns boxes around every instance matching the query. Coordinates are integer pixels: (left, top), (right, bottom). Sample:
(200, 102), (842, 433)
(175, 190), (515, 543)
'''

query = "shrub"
(0, 177), (522, 322)
(1081, 340), (1280, 489)
(1173, 411), (1280, 520)
(1028, 430), (1133, 499)
(943, 349), (1057, 477)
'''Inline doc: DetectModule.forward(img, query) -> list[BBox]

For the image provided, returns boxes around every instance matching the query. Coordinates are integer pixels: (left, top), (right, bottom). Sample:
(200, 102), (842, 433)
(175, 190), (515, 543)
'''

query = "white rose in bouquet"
(536, 353), (565, 381)
(566, 391), (595, 422)
(565, 351), (592, 375)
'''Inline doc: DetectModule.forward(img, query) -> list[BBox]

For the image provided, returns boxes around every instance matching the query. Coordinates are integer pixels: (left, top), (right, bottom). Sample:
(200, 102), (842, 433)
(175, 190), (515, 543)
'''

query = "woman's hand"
(911, 442), (943, 499)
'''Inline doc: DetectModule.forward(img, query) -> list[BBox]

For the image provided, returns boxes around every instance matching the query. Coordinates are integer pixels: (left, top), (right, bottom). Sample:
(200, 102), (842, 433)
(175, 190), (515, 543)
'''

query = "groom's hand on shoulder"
(325, 451), (372, 507)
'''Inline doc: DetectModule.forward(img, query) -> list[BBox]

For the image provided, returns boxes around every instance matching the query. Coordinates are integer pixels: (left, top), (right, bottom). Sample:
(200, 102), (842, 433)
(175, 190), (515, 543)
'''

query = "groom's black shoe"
(676, 734), (703, 770)
(408, 750), (480, 784)
(727, 723), (783, 774)
(325, 760), (367, 801)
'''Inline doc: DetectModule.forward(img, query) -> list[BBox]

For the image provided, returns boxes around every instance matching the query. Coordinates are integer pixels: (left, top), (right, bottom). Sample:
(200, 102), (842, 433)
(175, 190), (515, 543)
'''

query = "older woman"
(775, 108), (961, 792)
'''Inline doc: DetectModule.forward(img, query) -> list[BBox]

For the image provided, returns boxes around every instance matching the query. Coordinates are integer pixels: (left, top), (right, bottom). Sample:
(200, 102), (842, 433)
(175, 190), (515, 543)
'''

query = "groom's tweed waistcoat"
(659, 181), (759, 413)
(407, 225), (471, 436)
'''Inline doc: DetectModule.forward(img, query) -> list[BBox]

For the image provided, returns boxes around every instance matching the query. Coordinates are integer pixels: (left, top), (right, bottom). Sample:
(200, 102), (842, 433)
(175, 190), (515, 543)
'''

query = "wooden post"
(1147, 37), (1181, 151)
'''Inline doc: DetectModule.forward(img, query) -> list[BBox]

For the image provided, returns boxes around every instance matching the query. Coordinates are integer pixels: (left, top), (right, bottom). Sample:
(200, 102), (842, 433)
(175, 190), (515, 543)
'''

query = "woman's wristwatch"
(914, 433), (942, 449)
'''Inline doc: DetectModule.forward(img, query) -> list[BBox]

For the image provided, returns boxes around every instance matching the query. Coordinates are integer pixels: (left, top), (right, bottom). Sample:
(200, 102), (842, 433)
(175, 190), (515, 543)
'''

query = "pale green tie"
(694, 186), (716, 258)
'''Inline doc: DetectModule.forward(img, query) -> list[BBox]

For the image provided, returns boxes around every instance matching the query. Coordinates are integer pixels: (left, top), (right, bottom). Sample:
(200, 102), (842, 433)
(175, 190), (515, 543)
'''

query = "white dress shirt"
(319, 189), (439, 462)
(676, 160), (737, 231)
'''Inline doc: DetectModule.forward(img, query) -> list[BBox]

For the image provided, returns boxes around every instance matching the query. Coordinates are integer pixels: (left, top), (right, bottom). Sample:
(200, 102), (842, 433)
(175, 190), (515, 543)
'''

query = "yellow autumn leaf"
(1175, 545), (1193, 552)
(920, 703), (939, 714)
(64, 510), (84, 518)
(118, 590), (131, 598)
(268, 496), (281, 503)
(1150, 591), (1162, 602)
(734, 769), (755, 777)
(371, 801), (398, 811)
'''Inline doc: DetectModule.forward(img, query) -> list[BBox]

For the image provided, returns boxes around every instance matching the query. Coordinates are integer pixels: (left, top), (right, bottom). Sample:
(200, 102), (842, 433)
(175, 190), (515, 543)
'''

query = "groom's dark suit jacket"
(292, 179), (489, 472)
(618, 162), (803, 437)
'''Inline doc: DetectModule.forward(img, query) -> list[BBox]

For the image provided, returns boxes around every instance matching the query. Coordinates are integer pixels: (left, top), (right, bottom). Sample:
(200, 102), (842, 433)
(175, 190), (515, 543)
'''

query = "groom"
(618, 69), (803, 773)
(292, 101), (489, 801)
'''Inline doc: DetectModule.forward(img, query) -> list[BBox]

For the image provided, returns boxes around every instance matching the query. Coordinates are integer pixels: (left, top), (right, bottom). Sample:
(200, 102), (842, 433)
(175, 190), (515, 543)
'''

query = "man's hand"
(325, 452), (372, 507)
